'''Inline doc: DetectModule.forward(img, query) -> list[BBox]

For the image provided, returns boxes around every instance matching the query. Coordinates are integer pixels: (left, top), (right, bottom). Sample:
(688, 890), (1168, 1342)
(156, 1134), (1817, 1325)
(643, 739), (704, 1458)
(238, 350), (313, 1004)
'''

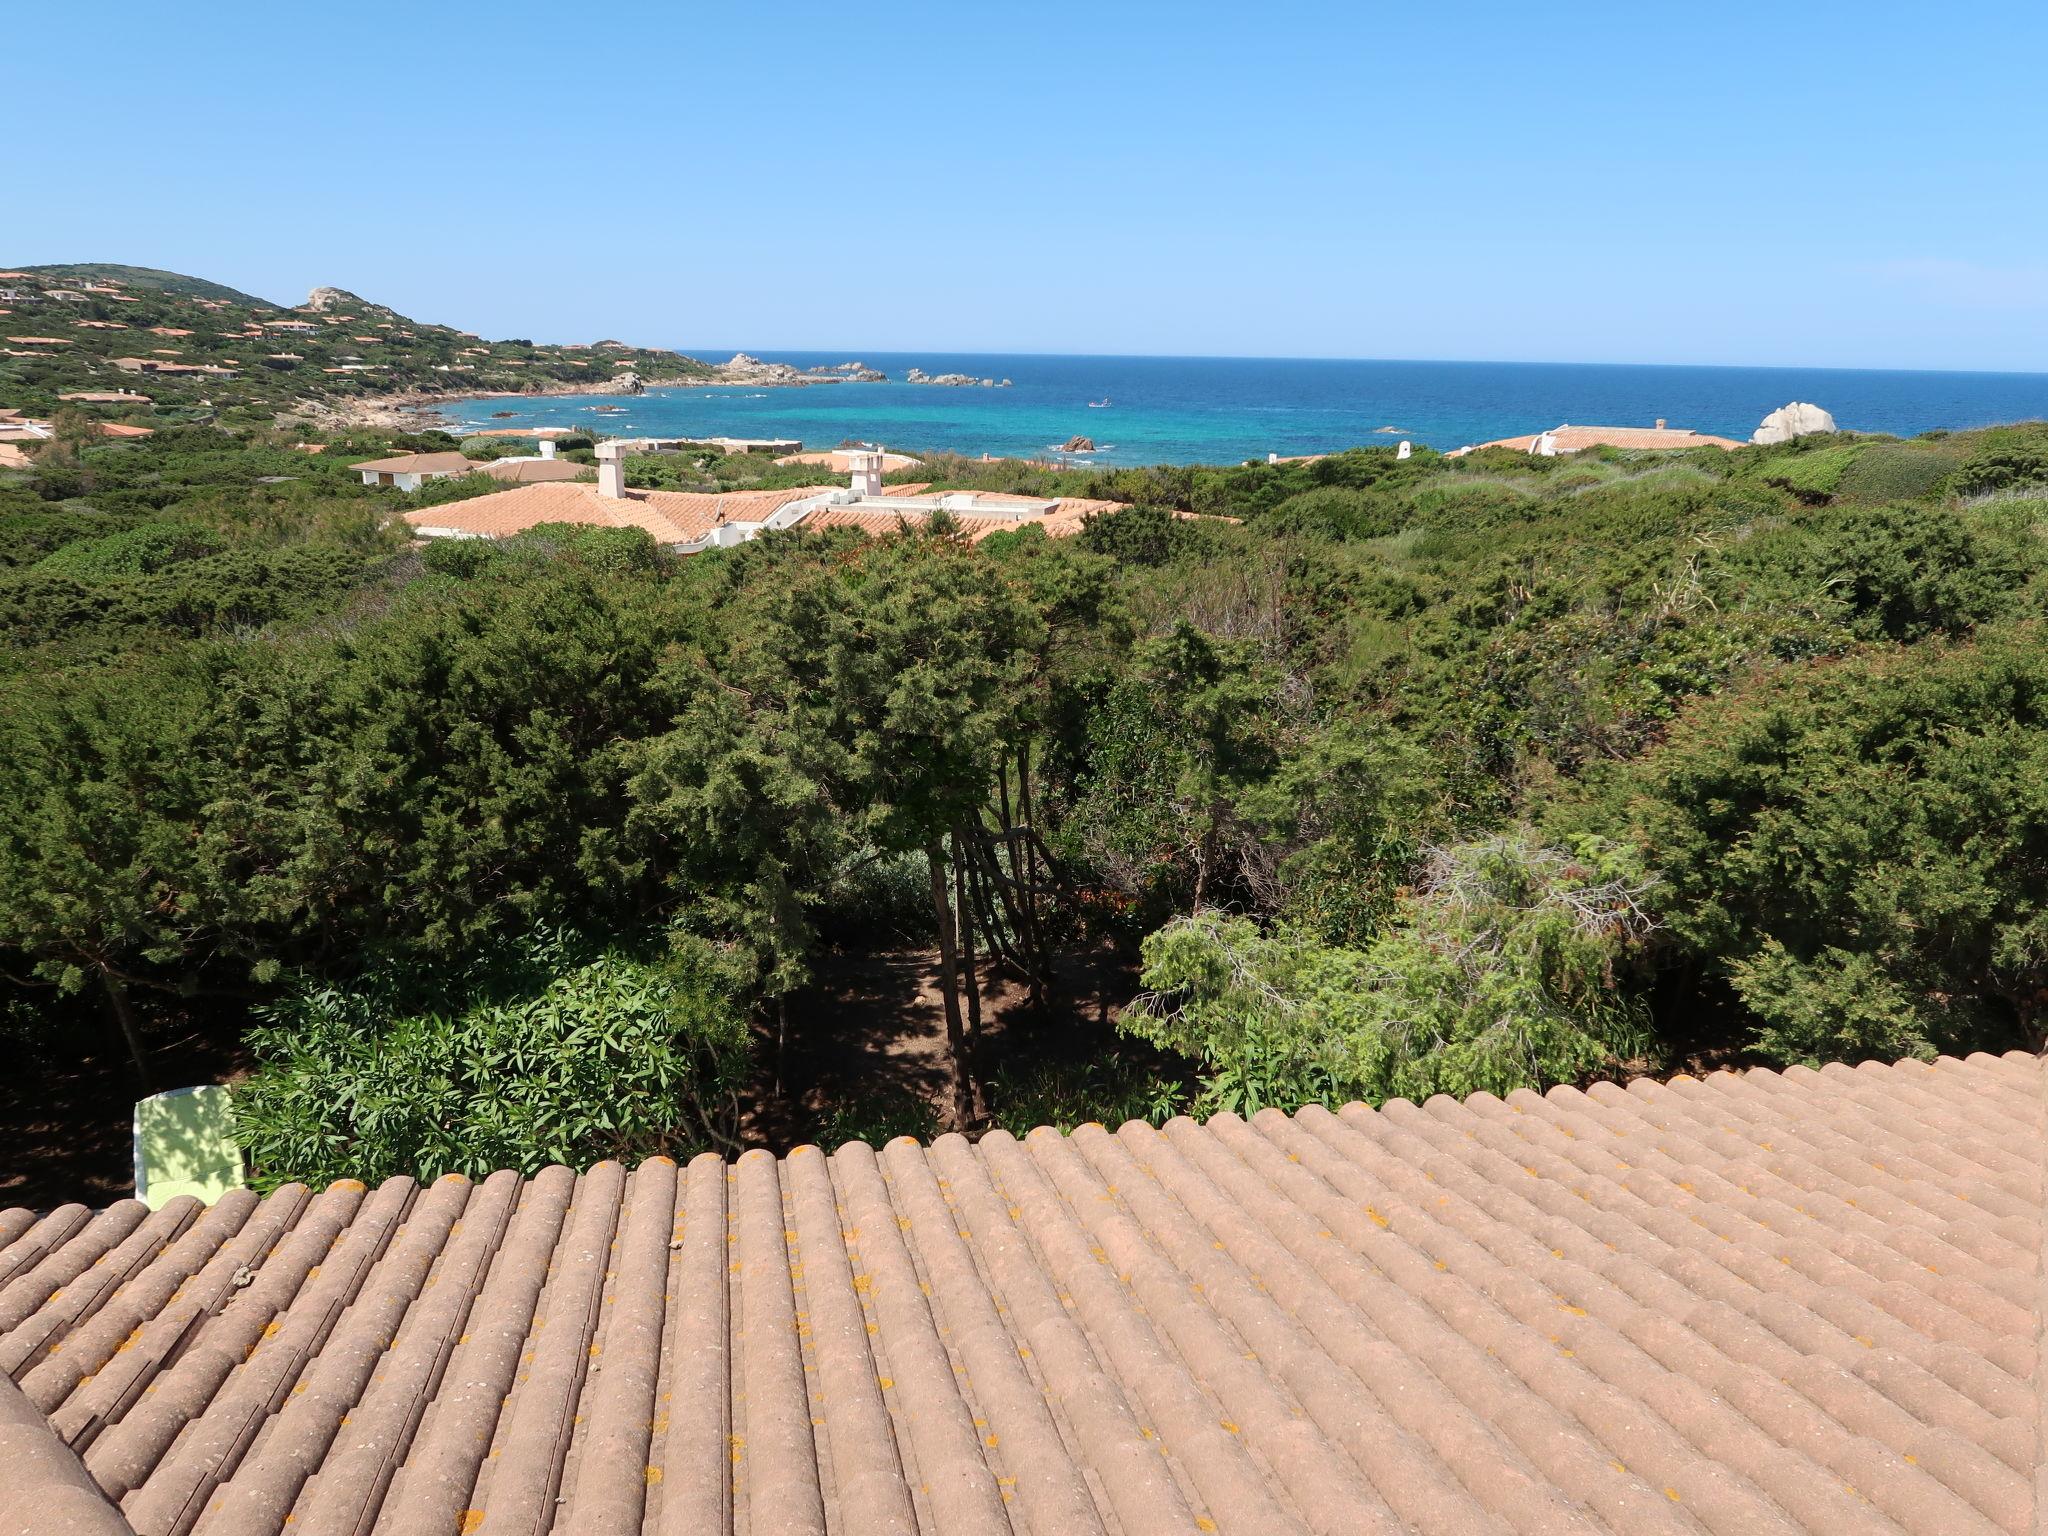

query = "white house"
(349, 450), (482, 491)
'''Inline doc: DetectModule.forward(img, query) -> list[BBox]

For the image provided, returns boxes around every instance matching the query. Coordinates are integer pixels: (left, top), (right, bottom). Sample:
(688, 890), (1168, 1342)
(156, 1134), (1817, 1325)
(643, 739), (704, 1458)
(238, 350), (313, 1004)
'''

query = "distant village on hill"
(0, 263), (711, 441)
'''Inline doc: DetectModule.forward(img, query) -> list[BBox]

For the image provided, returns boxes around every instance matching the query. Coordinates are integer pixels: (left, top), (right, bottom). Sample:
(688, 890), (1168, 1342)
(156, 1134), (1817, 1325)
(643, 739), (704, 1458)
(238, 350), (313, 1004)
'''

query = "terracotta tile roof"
(476, 457), (595, 484)
(1453, 424), (1746, 456)
(0, 1052), (2039, 1534)
(404, 482), (832, 544)
(801, 505), (1019, 541)
(776, 448), (925, 473)
(349, 452), (480, 476)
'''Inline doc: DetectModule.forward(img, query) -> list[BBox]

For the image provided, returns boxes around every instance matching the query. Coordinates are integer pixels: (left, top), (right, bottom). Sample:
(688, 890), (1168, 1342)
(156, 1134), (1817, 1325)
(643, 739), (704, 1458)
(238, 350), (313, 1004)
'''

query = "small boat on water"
(1088, 397), (1112, 408)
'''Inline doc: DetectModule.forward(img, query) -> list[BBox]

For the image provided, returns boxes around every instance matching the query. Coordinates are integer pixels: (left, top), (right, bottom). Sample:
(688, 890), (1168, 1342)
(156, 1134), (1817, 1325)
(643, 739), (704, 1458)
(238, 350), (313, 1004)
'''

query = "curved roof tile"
(0, 1052), (2038, 1533)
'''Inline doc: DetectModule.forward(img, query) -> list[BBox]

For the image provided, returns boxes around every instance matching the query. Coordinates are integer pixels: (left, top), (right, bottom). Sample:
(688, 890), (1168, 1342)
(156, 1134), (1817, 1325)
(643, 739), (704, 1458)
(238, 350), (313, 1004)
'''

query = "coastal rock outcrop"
(711, 353), (885, 386)
(906, 368), (1010, 387)
(303, 285), (364, 312)
(1752, 401), (1837, 444)
(609, 371), (646, 395)
(1061, 435), (1096, 452)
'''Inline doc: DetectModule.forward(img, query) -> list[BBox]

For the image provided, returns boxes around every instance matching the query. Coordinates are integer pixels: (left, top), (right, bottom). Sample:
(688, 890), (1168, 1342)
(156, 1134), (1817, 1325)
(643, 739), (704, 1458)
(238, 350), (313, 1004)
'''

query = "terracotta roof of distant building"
(94, 424), (153, 439)
(58, 392), (152, 404)
(146, 327), (193, 337)
(348, 451), (480, 475)
(1451, 424), (1746, 456)
(776, 448), (926, 473)
(801, 505), (1021, 541)
(405, 482), (834, 544)
(5, 336), (67, 345)
(477, 457), (595, 485)
(0, 1053), (2042, 1534)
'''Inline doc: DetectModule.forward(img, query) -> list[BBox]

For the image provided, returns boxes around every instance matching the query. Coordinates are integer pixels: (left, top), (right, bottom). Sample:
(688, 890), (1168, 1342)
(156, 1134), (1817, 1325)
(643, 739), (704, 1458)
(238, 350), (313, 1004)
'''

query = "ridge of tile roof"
(0, 1051), (2041, 1534)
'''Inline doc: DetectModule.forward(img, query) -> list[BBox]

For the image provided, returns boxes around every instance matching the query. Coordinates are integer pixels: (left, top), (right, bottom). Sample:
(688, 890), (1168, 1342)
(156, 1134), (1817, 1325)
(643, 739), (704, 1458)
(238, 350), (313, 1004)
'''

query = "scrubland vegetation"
(6, 411), (2048, 1187)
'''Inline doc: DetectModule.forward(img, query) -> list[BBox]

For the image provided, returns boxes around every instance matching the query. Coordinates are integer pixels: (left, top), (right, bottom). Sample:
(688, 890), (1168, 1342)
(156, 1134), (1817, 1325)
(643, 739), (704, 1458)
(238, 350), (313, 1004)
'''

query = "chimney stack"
(847, 448), (886, 498)
(1655, 418), (1667, 431)
(539, 438), (557, 460)
(595, 440), (626, 499)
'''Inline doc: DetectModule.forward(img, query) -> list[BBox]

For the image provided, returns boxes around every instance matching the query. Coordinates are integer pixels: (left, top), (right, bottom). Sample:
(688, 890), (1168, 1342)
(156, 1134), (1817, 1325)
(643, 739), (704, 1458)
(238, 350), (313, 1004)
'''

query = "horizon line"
(663, 347), (2048, 380)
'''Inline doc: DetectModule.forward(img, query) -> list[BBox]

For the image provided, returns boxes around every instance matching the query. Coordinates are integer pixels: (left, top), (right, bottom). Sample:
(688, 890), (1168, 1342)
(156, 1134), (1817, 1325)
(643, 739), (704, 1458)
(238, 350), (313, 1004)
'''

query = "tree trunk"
(101, 967), (152, 1093)
(926, 842), (972, 1131)
(774, 994), (789, 1101)
(953, 828), (987, 1120)
(1015, 742), (1045, 1004)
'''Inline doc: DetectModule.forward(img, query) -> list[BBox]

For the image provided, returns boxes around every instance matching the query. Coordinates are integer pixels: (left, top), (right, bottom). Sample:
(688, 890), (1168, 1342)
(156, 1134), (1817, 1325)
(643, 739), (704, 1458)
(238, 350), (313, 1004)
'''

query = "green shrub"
(1121, 832), (1658, 1112)
(1262, 485), (1401, 541)
(1952, 447), (2048, 498)
(1834, 442), (1968, 502)
(1616, 625), (2048, 1066)
(1755, 444), (1862, 500)
(984, 1058), (1185, 1136)
(36, 522), (224, 577)
(819, 1088), (940, 1149)
(233, 934), (752, 1188)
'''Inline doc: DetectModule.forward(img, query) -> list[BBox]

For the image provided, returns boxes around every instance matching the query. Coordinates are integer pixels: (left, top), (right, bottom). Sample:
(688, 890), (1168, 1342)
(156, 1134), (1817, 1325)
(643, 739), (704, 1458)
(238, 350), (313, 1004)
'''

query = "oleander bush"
(233, 933), (751, 1188)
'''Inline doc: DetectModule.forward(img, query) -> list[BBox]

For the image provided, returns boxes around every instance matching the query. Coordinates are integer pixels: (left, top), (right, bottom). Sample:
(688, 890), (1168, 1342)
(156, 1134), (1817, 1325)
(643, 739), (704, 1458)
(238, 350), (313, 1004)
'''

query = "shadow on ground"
(0, 1015), (248, 1212)
(743, 944), (1138, 1149)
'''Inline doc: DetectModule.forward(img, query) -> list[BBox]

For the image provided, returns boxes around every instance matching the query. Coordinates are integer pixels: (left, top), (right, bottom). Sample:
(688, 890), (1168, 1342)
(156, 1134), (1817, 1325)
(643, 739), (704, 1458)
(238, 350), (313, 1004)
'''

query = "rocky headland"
(906, 368), (1013, 387)
(710, 353), (886, 386)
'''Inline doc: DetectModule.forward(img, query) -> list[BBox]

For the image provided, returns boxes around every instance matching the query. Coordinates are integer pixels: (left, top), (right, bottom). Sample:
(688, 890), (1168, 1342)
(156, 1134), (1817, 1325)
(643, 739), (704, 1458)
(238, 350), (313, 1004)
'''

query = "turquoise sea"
(434, 353), (2048, 467)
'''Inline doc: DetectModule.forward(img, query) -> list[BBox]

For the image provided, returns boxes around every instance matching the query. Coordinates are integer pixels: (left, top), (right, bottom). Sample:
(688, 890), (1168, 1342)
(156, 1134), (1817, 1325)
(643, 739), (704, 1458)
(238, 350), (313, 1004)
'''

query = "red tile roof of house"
(0, 1052), (2040, 1533)
(476, 457), (595, 485)
(1452, 424), (1746, 456)
(349, 452), (480, 476)
(403, 482), (833, 544)
(404, 483), (1135, 549)
(775, 448), (925, 473)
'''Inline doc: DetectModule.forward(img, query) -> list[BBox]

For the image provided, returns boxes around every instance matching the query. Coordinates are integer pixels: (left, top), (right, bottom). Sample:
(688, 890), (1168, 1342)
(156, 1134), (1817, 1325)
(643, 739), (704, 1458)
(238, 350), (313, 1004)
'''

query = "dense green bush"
(1262, 485), (1402, 541)
(1612, 626), (2048, 1065)
(1833, 442), (1968, 502)
(1717, 502), (2034, 642)
(234, 934), (751, 1188)
(36, 522), (224, 577)
(1121, 832), (1658, 1112)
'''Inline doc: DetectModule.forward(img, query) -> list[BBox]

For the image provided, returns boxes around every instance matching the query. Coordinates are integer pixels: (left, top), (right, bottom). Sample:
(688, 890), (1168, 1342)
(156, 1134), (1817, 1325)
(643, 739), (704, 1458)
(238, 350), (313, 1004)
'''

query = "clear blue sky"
(8, 1), (2046, 371)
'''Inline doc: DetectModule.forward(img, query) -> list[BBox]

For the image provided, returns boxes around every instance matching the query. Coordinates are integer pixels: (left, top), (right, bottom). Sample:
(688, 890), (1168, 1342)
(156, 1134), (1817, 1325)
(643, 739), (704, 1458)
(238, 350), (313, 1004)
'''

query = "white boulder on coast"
(1752, 401), (1838, 444)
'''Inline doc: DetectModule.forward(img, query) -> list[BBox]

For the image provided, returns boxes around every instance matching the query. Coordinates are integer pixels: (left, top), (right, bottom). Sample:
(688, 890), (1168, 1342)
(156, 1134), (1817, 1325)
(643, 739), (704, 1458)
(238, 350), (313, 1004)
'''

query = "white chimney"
(1396, 440), (1412, 459)
(847, 448), (886, 498)
(595, 440), (626, 499)
(1655, 418), (1667, 431)
(539, 438), (556, 460)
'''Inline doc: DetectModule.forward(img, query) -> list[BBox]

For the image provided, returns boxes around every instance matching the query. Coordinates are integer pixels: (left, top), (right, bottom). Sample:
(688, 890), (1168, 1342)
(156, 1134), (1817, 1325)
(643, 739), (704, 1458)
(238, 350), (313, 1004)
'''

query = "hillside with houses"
(0, 263), (708, 436)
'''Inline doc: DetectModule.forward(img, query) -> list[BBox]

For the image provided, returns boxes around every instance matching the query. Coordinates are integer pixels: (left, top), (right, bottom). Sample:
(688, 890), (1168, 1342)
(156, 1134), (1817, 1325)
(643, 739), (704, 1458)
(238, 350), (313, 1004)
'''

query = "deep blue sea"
(435, 353), (2048, 467)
